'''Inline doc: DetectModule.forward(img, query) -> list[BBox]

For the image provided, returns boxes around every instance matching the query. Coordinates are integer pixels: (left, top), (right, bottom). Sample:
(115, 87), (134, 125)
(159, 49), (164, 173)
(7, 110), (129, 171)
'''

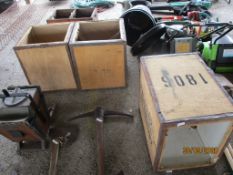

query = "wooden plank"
(47, 18), (93, 24)
(72, 44), (125, 89)
(49, 139), (60, 175)
(228, 144), (233, 157)
(142, 54), (233, 121)
(16, 46), (77, 91)
(224, 146), (233, 171)
(140, 68), (160, 165)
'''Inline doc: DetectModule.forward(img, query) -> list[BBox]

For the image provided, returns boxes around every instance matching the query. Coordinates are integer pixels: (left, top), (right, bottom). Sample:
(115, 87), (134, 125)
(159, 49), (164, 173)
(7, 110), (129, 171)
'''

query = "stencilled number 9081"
(161, 73), (208, 87)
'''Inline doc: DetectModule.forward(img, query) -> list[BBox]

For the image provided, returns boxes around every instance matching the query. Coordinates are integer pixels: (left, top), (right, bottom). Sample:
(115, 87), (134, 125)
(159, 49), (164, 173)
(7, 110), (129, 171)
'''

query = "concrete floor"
(0, 0), (233, 175)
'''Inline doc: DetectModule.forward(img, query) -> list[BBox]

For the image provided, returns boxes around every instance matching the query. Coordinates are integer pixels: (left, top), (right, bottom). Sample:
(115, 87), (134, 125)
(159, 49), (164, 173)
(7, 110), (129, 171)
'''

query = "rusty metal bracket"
(69, 107), (133, 175)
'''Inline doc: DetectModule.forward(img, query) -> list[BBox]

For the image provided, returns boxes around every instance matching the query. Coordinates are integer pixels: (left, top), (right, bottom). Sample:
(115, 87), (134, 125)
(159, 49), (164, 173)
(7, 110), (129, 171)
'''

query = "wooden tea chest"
(46, 8), (97, 24)
(69, 19), (127, 90)
(140, 53), (233, 171)
(14, 23), (77, 91)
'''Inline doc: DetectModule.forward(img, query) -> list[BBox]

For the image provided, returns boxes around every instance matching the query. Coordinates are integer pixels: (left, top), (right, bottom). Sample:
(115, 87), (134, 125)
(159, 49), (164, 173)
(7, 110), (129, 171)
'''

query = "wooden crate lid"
(141, 53), (233, 122)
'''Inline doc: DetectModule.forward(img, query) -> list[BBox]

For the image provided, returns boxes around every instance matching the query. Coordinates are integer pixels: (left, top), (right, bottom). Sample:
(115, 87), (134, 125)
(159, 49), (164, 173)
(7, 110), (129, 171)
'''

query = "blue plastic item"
(72, 0), (115, 8)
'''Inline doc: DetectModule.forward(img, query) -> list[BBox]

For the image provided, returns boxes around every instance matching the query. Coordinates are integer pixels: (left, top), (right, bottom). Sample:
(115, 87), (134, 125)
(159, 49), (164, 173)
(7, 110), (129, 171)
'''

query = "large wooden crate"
(69, 19), (126, 90)
(140, 53), (233, 171)
(46, 8), (97, 24)
(14, 23), (77, 91)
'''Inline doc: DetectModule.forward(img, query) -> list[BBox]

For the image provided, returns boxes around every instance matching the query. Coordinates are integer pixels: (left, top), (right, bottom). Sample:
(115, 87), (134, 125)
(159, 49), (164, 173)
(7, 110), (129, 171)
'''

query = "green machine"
(200, 24), (233, 73)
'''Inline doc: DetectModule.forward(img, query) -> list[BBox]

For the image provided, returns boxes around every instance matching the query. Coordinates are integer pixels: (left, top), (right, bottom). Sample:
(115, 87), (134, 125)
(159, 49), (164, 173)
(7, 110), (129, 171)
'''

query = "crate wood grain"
(140, 53), (233, 171)
(46, 8), (97, 24)
(14, 23), (77, 91)
(69, 19), (127, 90)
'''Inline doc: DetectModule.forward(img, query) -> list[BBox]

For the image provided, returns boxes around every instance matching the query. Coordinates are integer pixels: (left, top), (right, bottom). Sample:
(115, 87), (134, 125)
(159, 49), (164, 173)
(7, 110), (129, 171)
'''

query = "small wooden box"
(69, 19), (127, 90)
(14, 23), (77, 91)
(46, 8), (97, 24)
(140, 53), (233, 171)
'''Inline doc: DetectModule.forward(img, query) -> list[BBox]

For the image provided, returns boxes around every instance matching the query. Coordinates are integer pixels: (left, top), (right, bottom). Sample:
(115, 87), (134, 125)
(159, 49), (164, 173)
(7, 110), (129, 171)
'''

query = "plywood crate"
(14, 23), (77, 91)
(69, 19), (126, 90)
(46, 8), (97, 24)
(140, 53), (233, 171)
